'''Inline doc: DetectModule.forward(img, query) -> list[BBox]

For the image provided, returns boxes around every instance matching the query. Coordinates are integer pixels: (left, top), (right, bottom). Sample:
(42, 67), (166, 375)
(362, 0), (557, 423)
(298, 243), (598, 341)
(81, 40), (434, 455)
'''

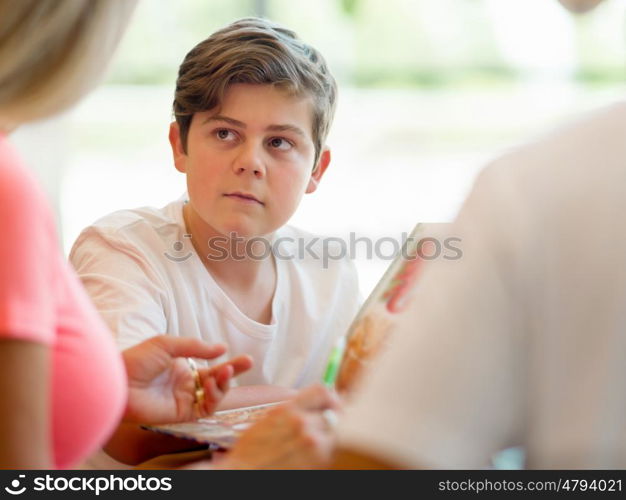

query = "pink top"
(0, 134), (127, 469)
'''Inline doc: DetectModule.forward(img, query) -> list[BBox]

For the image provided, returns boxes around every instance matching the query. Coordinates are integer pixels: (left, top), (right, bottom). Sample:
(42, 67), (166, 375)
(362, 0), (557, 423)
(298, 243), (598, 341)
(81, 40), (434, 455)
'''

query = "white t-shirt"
(69, 196), (360, 388)
(338, 102), (626, 469)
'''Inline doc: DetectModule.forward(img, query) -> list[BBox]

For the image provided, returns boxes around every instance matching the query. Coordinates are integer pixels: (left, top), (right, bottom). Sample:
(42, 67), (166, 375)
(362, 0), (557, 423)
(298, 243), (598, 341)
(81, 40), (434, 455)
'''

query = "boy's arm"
(69, 227), (168, 347)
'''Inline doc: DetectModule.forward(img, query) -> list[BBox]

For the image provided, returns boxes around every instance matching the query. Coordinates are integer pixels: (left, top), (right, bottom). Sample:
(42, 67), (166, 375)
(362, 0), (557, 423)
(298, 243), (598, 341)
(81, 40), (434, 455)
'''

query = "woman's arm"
(0, 338), (52, 468)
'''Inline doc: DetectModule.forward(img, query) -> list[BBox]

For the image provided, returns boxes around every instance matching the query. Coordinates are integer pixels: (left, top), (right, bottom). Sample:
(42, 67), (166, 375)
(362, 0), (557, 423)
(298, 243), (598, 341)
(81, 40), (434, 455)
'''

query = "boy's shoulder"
(90, 199), (182, 232)
(71, 197), (186, 255)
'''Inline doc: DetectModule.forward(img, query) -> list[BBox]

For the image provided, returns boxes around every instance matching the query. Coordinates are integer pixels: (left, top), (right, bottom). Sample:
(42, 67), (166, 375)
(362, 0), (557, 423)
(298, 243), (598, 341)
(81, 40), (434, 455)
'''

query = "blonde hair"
(173, 17), (337, 169)
(0, 0), (137, 124)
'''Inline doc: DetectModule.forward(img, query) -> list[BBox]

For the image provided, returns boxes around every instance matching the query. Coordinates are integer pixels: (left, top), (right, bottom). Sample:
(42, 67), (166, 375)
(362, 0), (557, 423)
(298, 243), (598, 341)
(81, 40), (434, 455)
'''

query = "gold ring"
(187, 358), (205, 416)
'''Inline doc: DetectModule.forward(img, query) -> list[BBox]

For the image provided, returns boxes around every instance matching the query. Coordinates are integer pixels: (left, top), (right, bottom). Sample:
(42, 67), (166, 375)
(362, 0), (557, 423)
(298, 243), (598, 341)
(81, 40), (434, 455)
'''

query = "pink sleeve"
(0, 138), (57, 344)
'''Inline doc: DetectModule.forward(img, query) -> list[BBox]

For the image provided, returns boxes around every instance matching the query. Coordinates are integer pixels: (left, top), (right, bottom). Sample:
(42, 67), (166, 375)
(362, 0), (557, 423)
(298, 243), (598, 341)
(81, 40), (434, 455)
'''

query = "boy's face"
(170, 83), (329, 239)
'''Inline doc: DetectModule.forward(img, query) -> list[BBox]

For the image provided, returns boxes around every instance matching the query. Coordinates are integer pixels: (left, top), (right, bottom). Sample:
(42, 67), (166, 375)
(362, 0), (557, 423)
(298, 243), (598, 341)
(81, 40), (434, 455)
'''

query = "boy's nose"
(232, 145), (266, 178)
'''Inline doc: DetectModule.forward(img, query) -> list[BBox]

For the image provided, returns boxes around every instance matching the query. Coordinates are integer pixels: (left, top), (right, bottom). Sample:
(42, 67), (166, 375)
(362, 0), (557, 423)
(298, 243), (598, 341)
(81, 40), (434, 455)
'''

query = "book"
(324, 223), (431, 393)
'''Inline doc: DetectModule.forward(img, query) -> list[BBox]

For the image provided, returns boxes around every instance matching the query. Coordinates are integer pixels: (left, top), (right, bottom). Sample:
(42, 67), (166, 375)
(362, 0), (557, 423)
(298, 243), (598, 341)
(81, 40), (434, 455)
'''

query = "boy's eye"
(215, 129), (236, 141)
(268, 137), (293, 151)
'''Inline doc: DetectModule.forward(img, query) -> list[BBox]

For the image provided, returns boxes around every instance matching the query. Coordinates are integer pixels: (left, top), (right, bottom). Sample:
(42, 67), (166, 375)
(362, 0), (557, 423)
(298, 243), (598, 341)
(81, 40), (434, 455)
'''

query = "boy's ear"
(306, 148), (331, 194)
(169, 121), (187, 173)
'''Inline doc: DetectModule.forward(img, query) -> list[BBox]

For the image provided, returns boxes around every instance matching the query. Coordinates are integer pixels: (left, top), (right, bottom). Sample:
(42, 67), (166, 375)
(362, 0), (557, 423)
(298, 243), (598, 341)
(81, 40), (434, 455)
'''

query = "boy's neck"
(182, 203), (277, 323)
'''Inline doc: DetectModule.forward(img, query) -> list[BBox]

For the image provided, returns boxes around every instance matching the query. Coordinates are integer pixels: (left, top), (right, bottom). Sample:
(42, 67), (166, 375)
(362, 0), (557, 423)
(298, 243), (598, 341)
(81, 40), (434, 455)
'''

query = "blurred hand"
(121, 335), (253, 424)
(214, 384), (341, 469)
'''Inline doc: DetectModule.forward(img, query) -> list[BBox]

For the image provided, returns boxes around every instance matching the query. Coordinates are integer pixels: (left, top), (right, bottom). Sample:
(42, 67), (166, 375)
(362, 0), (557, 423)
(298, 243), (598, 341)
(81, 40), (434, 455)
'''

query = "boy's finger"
(215, 364), (234, 392)
(202, 376), (221, 414)
(202, 355), (253, 378)
(227, 355), (253, 375)
(199, 365), (232, 414)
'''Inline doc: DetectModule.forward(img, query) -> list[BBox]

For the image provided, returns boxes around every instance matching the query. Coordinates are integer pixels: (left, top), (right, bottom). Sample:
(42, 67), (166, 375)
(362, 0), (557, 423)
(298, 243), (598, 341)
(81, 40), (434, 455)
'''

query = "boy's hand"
(121, 335), (253, 424)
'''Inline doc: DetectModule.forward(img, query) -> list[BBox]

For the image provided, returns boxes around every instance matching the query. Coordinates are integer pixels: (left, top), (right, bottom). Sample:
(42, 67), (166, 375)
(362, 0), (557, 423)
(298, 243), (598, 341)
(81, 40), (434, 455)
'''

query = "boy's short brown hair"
(173, 17), (337, 168)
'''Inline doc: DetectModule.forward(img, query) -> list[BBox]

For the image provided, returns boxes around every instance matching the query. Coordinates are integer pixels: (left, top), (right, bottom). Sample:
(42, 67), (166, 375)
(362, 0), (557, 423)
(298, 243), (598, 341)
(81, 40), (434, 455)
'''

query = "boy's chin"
(217, 224), (275, 241)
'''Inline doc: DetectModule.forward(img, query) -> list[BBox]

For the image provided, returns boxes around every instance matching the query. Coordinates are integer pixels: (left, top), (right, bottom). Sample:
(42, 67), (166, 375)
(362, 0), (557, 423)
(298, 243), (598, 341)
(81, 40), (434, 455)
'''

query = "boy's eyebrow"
(203, 115), (246, 128)
(266, 124), (306, 137)
(203, 115), (306, 137)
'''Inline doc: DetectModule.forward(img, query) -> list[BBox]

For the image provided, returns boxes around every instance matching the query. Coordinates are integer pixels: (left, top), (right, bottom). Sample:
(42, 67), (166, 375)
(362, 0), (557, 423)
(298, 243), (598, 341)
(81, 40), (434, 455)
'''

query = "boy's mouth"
(223, 191), (264, 205)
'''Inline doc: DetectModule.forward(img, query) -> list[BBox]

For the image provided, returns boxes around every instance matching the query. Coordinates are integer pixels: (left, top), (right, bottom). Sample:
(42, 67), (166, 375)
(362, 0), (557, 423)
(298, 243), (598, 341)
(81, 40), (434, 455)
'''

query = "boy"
(70, 18), (360, 411)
